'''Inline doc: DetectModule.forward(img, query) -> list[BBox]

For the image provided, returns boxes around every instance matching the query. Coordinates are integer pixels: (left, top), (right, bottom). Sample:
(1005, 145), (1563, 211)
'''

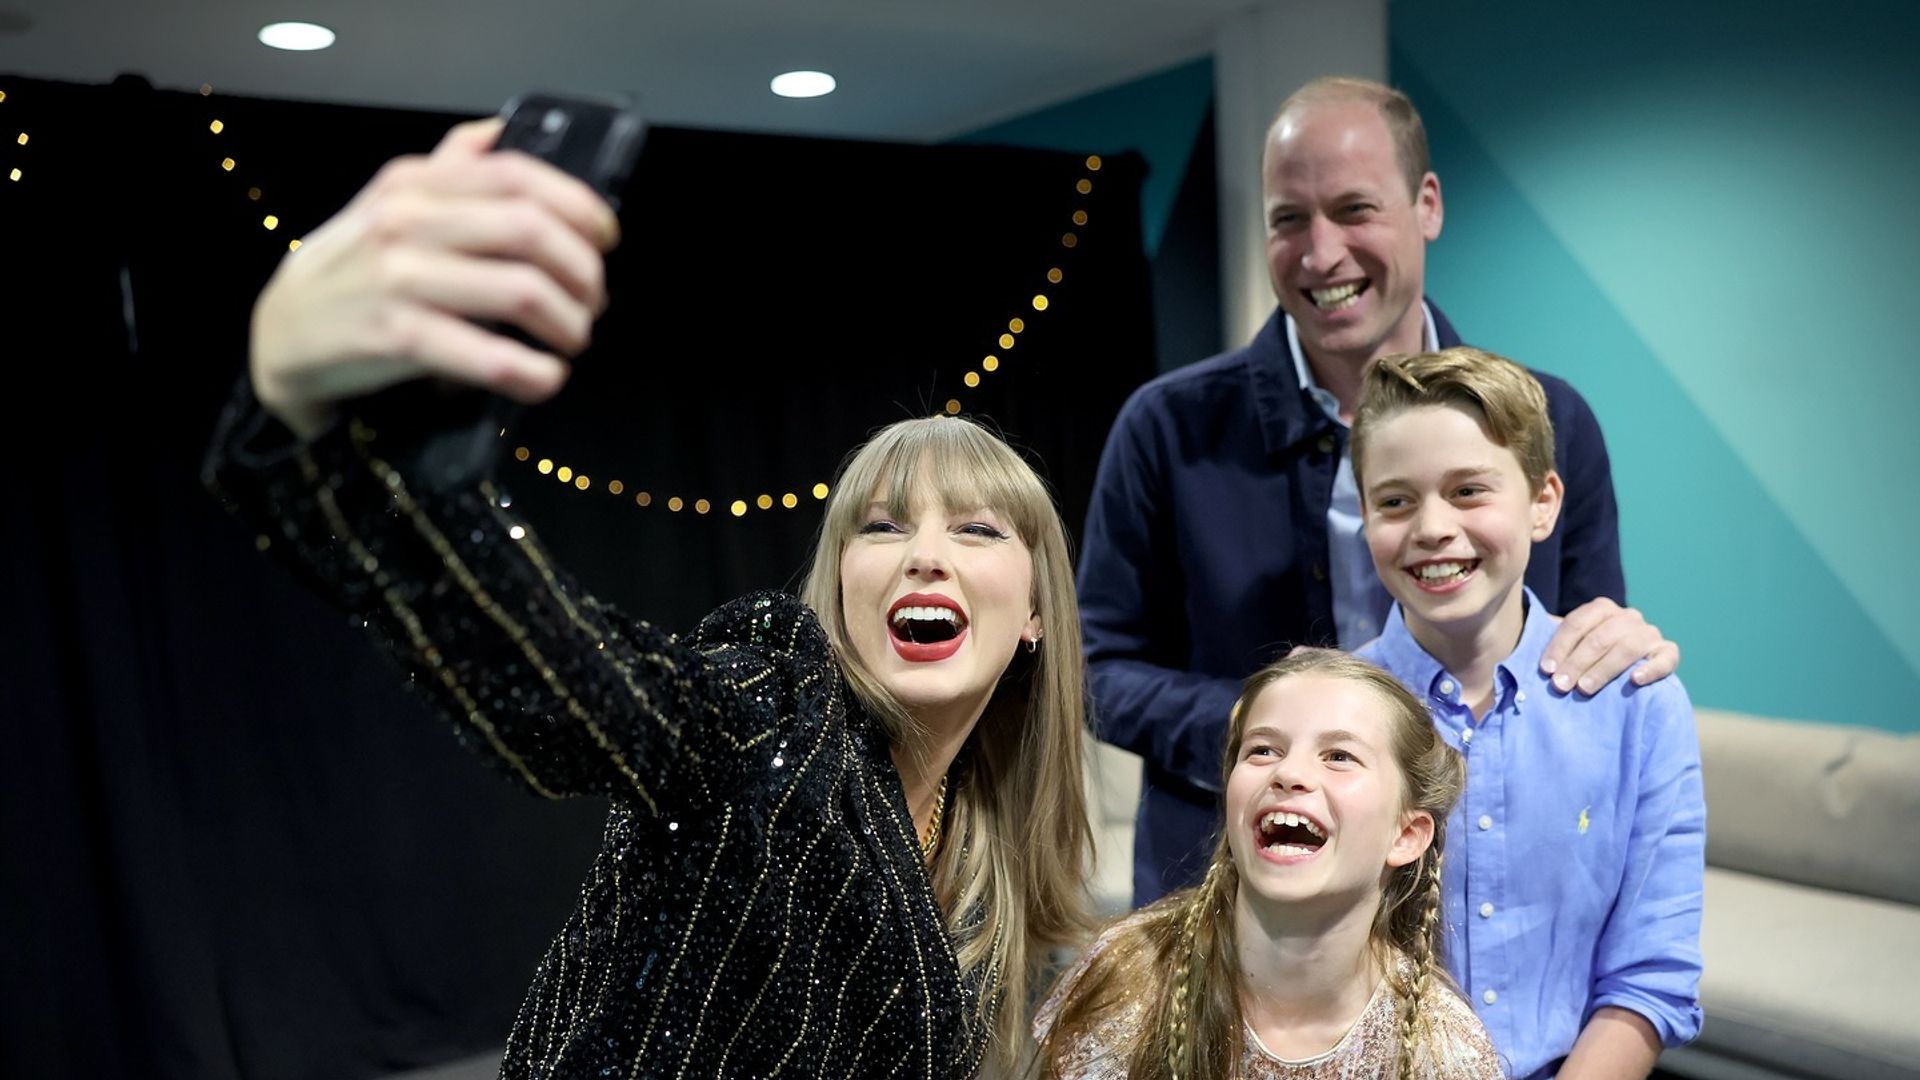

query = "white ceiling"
(0, 0), (1248, 139)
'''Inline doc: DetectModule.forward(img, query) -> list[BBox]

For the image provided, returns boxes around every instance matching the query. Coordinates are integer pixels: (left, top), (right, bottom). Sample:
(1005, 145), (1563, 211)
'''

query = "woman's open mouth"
(887, 595), (969, 662)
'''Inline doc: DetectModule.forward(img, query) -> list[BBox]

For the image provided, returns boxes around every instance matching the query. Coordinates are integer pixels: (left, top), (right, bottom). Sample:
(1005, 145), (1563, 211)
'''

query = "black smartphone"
(352, 92), (647, 492)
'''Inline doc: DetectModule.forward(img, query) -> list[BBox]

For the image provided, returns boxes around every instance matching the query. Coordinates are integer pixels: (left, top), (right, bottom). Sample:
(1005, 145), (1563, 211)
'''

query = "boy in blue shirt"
(1351, 348), (1704, 1079)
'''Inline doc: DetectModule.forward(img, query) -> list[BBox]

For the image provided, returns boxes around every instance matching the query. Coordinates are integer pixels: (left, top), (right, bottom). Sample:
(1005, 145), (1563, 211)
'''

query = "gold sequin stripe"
(942, 821), (1006, 1042)
(628, 803), (735, 1074)
(521, 899), (577, 1064)
(668, 716), (840, 1075)
(763, 851), (866, 1078)
(961, 920), (1006, 1062)
(557, 863), (620, 1066)
(851, 771), (939, 1080)
(705, 665), (786, 753)
(801, 737), (882, 1070)
(603, 861), (629, 1009)
(349, 439), (660, 813)
(526, 856), (626, 1070)
(486, 490), (785, 760)
(673, 644), (800, 754)
(844, 981), (907, 1077)
(481, 490), (686, 750)
(511, 951), (558, 1064)
(548, 910), (576, 1067)
(296, 451), (564, 800)
(529, 876), (587, 1068)
(883, 767), (968, 1072)
(706, 612), (829, 756)
(690, 813), (835, 1078)
(712, 737), (850, 1074)
(817, 898), (888, 1065)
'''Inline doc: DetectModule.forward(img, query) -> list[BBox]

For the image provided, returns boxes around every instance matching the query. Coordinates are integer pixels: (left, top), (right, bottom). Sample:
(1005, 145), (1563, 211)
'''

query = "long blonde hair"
(1040, 650), (1463, 1080)
(798, 415), (1093, 1071)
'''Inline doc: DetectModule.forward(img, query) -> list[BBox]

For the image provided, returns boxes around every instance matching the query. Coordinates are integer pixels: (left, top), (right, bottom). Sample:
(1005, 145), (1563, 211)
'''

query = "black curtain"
(0, 75), (1154, 1079)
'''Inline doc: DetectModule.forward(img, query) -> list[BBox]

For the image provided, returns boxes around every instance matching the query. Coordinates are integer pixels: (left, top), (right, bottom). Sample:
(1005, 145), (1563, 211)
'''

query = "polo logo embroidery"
(1577, 805), (1591, 835)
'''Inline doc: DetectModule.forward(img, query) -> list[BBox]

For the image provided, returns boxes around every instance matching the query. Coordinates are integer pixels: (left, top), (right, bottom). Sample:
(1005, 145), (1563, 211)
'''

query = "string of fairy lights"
(196, 84), (306, 254)
(2, 79), (1104, 522)
(1, 88), (22, 184)
(491, 155), (1102, 519)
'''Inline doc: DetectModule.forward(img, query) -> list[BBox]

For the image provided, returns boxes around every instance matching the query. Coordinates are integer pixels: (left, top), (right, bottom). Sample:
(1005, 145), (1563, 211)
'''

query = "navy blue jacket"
(1077, 304), (1626, 904)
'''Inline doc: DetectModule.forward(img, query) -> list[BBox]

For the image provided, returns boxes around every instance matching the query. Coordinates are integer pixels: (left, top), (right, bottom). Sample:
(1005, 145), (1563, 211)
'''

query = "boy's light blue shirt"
(1357, 590), (1704, 1079)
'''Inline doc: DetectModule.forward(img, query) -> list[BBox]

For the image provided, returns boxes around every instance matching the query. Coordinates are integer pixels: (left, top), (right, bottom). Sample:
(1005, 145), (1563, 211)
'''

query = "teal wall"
(1392, 0), (1919, 729)
(955, 58), (1214, 256)
(958, 4), (1918, 731)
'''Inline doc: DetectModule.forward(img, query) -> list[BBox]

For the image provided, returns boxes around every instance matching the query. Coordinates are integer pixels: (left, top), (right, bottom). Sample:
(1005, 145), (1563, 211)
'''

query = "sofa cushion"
(1690, 866), (1920, 1079)
(1086, 739), (1143, 916)
(1696, 709), (1920, 906)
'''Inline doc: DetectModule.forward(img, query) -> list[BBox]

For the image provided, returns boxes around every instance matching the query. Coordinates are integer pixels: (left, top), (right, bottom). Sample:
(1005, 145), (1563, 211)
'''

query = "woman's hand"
(249, 118), (622, 439)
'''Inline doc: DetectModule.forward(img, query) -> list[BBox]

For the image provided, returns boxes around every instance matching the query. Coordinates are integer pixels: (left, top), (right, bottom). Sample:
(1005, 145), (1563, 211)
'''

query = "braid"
(1394, 848), (1446, 1079)
(1166, 860), (1223, 1080)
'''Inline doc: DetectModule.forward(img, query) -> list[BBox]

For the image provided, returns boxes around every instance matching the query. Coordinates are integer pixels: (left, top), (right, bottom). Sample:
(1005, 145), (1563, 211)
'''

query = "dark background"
(0, 74), (1156, 1079)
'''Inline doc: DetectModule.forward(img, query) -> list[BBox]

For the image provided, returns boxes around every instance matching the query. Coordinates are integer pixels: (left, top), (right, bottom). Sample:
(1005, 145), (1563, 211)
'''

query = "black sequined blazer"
(204, 390), (993, 1079)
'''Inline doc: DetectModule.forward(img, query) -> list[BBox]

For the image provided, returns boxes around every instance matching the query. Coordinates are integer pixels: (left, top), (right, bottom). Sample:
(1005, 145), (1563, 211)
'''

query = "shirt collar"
(1373, 587), (1555, 711)
(1284, 300), (1441, 428)
(1504, 588), (1559, 694)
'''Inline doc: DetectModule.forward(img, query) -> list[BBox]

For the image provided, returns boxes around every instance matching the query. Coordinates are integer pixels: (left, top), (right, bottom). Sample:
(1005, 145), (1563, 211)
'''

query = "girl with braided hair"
(1033, 649), (1501, 1079)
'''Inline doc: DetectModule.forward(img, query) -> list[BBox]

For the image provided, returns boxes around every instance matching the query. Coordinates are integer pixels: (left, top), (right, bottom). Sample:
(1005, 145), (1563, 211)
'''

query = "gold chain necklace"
(920, 772), (949, 861)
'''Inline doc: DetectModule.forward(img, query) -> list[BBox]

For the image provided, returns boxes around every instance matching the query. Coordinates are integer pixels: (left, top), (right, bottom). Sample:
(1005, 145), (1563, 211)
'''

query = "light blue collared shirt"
(1284, 303), (1440, 649)
(1357, 591), (1705, 1079)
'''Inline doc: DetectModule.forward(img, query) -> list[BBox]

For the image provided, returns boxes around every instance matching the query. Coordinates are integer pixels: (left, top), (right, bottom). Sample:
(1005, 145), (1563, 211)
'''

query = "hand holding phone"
(348, 93), (646, 490)
(495, 93), (646, 211)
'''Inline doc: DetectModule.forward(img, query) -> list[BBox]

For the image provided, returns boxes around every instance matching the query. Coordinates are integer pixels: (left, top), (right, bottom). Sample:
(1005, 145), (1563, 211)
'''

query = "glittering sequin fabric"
(204, 389), (992, 1079)
(1034, 921), (1504, 1080)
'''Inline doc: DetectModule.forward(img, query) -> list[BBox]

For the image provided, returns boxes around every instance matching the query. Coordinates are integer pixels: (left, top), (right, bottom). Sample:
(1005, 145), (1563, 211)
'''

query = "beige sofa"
(1661, 709), (1920, 1080)
(1086, 738), (1145, 918)
(1085, 708), (1920, 1079)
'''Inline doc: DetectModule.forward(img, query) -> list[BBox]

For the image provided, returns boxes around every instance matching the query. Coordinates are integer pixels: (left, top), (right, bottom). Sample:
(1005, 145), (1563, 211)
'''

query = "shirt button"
(1478, 814), (1493, 830)
(1516, 690), (1528, 704)
(1483, 989), (1499, 1006)
(1439, 679), (1455, 696)
(1461, 729), (1473, 744)
(1479, 901), (1495, 918)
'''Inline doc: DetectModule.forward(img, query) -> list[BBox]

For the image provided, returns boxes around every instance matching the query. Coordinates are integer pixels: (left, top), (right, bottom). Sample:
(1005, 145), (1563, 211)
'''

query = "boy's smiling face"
(1359, 402), (1562, 645)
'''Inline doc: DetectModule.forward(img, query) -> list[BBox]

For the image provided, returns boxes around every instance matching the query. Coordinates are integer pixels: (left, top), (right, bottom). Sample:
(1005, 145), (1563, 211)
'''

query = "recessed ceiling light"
(258, 21), (336, 51)
(770, 70), (835, 99)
